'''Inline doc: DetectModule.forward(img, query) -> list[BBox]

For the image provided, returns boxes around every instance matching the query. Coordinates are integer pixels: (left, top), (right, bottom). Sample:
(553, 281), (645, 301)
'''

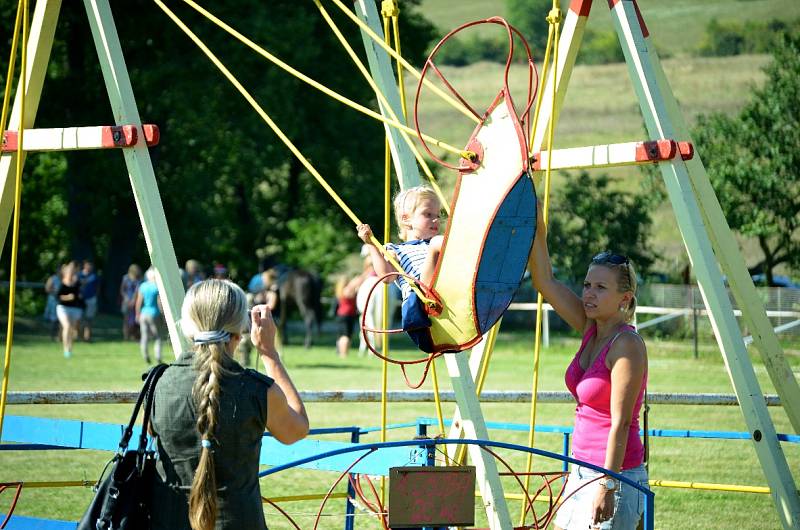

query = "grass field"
(1, 322), (798, 529)
(417, 0), (800, 56)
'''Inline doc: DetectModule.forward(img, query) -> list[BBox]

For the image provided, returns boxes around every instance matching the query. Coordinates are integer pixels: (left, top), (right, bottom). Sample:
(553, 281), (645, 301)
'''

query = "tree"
(546, 171), (654, 283)
(505, 1), (623, 66)
(506, 0), (559, 54)
(0, 0), (435, 310)
(692, 33), (800, 285)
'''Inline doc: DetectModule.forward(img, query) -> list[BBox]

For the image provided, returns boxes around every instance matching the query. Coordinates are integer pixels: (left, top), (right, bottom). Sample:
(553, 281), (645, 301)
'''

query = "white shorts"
(56, 305), (83, 324)
(553, 463), (648, 530)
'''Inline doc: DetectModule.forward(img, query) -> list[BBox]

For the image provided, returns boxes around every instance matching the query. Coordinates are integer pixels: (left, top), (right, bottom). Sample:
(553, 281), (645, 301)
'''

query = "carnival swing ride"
(3, 0), (799, 528)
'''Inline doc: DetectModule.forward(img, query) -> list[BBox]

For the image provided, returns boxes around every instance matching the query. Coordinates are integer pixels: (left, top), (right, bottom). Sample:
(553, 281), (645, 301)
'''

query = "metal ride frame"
(370, 0), (800, 529)
(3, 408), (797, 527)
(0, 0), (798, 528)
(366, 1), (800, 529)
(415, 1), (798, 529)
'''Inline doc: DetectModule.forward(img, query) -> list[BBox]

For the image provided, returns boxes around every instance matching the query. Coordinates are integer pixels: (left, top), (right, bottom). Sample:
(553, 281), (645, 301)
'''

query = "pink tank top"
(564, 324), (647, 469)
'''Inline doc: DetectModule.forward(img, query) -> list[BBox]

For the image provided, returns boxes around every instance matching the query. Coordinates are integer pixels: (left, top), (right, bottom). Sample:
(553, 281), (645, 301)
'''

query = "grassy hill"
(418, 0), (799, 56)
(406, 0), (798, 274)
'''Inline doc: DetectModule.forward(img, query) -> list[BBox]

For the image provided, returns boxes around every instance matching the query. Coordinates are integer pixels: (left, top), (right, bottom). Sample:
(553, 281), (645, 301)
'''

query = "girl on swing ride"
(354, 16), (539, 357)
(356, 185), (443, 350)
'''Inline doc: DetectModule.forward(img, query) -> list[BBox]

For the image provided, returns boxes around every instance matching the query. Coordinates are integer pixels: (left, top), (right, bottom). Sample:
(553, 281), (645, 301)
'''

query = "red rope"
(456, 446), (568, 530)
(312, 448), (378, 529)
(359, 474), (389, 529)
(349, 475), (382, 516)
(359, 271), (445, 388)
(414, 16), (539, 171)
(0, 483), (23, 530)
(261, 496), (302, 530)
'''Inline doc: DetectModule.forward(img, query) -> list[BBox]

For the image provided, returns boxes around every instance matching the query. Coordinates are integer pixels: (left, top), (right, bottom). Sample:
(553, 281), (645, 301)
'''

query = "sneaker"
(63, 351), (72, 359)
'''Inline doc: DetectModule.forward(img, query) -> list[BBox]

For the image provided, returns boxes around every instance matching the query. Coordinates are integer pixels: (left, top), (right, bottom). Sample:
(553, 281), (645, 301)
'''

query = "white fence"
(509, 283), (800, 348)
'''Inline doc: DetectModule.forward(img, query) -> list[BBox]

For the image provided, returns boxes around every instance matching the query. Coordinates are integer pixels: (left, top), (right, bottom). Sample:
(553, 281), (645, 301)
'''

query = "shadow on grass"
(291, 362), (373, 370)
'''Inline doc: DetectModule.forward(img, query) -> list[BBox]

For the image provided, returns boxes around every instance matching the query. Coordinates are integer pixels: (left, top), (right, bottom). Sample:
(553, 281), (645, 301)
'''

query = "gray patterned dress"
(149, 351), (274, 530)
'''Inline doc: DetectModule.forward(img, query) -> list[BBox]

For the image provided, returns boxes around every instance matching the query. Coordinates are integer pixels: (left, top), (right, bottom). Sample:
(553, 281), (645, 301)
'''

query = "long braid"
(180, 280), (250, 530)
(188, 342), (224, 530)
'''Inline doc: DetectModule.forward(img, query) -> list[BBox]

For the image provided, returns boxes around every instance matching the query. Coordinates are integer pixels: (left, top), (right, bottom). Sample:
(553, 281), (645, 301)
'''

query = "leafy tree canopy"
(0, 0), (436, 306)
(692, 32), (800, 285)
(506, 0), (566, 53)
(546, 171), (654, 283)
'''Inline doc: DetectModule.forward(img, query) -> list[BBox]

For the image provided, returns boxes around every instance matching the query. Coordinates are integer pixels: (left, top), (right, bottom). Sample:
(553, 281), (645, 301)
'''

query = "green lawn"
(417, 0), (800, 56)
(1, 323), (798, 529)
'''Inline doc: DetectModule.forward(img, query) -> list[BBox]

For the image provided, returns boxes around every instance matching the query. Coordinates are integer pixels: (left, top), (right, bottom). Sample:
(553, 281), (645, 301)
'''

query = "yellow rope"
(154, 0), (437, 307)
(179, 0), (465, 163)
(0, 0), (23, 135)
(379, 121), (391, 511)
(179, 0), (462, 161)
(386, 1), (408, 121)
(429, 356), (446, 436)
(0, 0), (27, 440)
(520, 3), (562, 525)
(263, 492), (348, 503)
(313, 0), (450, 215)
(648, 480), (771, 495)
(1, 480), (94, 489)
(527, 19), (556, 155)
(327, 0), (480, 124)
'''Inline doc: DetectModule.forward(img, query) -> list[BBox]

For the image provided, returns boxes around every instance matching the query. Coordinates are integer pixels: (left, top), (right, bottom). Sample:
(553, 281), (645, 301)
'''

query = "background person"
(55, 261), (84, 358)
(149, 279), (309, 530)
(136, 268), (163, 364)
(334, 271), (366, 358)
(236, 269), (279, 367)
(79, 260), (99, 342)
(44, 265), (62, 341)
(182, 259), (206, 289)
(529, 207), (648, 530)
(119, 264), (143, 341)
(212, 262), (229, 280)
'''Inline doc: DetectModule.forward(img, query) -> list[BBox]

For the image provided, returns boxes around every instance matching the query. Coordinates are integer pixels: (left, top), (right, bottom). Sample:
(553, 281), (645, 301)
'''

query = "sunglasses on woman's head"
(591, 251), (629, 265)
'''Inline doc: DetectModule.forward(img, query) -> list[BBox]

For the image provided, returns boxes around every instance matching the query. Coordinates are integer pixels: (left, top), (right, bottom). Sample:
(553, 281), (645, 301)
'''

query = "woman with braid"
(149, 279), (309, 530)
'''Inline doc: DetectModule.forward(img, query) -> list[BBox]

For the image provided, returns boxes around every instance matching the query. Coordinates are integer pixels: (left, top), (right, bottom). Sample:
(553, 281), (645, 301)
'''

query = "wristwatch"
(601, 477), (618, 491)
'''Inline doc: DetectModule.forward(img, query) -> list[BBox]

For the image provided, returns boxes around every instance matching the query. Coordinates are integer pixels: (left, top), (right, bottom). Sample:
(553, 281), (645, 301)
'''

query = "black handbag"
(78, 363), (169, 530)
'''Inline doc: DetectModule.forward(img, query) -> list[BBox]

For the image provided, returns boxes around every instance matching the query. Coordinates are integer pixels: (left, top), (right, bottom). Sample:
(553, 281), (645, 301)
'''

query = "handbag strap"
(136, 363), (169, 453)
(118, 363), (169, 452)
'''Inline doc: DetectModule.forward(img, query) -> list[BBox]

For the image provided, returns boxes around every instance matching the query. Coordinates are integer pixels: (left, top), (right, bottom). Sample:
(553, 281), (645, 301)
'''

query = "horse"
(274, 269), (324, 349)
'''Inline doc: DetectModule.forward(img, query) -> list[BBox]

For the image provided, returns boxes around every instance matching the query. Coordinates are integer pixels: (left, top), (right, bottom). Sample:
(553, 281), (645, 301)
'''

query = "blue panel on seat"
(474, 174), (536, 333)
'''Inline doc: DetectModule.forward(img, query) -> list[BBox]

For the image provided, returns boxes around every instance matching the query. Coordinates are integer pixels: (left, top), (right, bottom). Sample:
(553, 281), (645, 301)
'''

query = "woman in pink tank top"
(528, 207), (648, 530)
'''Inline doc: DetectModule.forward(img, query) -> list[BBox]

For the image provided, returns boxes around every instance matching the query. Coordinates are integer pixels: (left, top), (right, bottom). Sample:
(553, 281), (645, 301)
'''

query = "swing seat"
(423, 91), (536, 354)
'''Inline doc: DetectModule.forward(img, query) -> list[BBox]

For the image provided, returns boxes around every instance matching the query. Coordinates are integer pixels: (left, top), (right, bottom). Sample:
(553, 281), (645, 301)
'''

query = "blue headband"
(193, 330), (231, 345)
